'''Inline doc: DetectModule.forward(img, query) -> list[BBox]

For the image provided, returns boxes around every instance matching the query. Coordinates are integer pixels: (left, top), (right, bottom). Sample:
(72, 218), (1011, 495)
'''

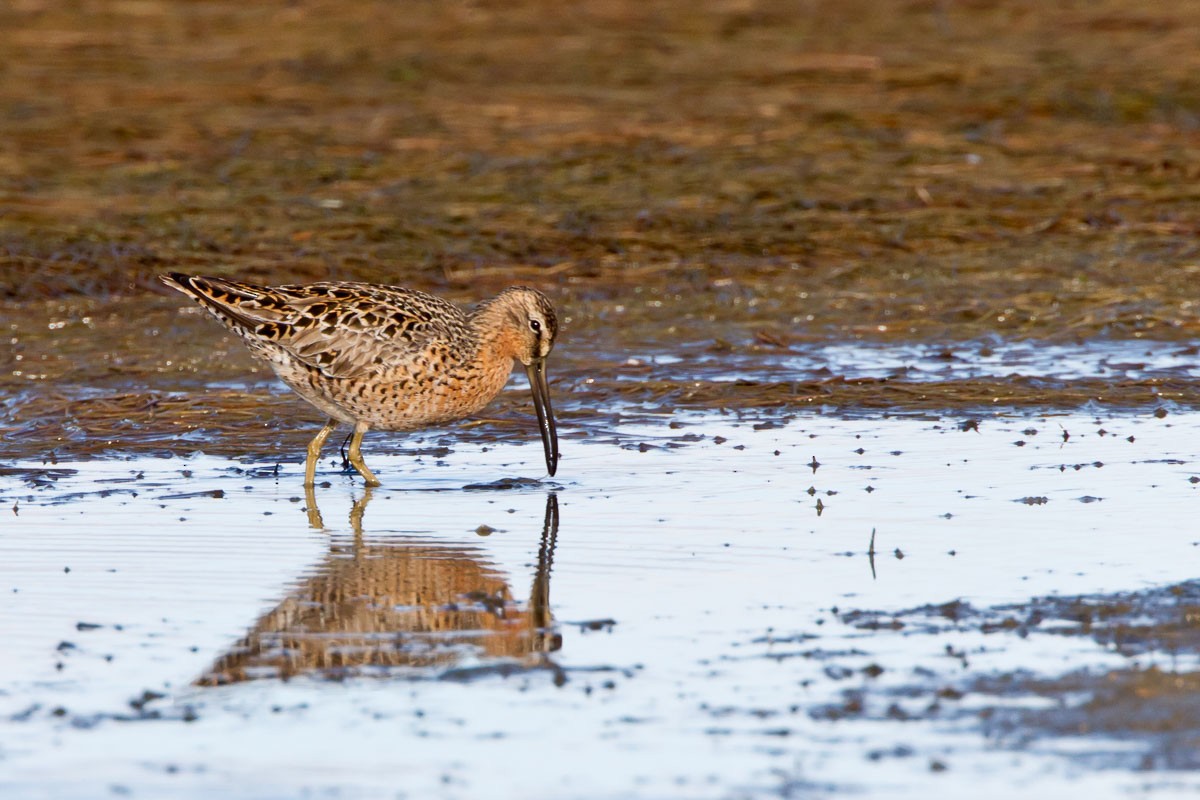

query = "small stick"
(867, 527), (878, 580)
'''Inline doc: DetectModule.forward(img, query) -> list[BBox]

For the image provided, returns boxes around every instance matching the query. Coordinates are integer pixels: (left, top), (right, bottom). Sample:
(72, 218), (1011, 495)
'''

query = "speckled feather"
(161, 274), (558, 432)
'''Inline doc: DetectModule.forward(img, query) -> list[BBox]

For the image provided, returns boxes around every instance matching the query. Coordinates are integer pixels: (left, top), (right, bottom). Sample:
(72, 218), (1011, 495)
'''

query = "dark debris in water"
(819, 579), (1200, 771)
(439, 661), (566, 685)
(568, 619), (617, 633)
(223, 465), (283, 479)
(462, 477), (554, 491)
(156, 489), (226, 500)
(30, 488), (140, 506)
(0, 467), (79, 488)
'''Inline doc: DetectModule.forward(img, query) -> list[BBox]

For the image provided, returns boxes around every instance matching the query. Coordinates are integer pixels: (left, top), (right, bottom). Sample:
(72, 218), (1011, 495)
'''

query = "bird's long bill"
(525, 359), (559, 476)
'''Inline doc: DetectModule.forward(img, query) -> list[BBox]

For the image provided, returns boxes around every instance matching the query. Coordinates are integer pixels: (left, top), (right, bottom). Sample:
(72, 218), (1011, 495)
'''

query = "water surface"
(2, 410), (1198, 798)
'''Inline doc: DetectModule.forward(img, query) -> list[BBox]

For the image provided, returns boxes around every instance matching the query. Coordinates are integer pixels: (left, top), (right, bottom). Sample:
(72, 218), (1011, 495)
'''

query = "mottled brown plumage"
(160, 273), (560, 486)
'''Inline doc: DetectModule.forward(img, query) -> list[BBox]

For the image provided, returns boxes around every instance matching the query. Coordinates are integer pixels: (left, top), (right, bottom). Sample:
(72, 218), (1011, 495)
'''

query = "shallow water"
(658, 338), (1200, 383)
(3, 409), (1199, 798)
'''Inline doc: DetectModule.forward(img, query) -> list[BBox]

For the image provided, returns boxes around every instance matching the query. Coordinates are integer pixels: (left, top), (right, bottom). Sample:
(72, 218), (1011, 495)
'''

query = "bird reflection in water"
(196, 489), (561, 685)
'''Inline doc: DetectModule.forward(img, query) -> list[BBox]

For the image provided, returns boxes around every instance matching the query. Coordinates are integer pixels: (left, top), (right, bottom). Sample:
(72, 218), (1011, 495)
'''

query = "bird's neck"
(447, 298), (518, 409)
(468, 296), (523, 364)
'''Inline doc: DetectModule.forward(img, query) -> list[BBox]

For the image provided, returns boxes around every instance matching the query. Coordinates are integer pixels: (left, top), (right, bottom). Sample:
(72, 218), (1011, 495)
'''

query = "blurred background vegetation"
(1, 0), (1198, 335)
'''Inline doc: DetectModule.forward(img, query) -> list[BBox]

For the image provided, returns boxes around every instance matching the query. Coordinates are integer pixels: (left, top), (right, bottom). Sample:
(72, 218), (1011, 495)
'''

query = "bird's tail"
(159, 273), (282, 331)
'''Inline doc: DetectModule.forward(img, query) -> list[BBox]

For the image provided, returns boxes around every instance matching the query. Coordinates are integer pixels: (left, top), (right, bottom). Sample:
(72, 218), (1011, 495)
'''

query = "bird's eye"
(530, 319), (542, 333)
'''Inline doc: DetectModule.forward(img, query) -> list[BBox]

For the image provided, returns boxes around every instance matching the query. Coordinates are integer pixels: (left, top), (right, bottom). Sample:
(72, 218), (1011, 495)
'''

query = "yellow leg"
(304, 418), (339, 487)
(347, 421), (381, 487)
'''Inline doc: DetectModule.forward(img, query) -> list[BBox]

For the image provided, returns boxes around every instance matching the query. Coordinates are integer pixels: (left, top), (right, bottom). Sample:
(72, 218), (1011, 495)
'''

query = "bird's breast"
(345, 349), (516, 431)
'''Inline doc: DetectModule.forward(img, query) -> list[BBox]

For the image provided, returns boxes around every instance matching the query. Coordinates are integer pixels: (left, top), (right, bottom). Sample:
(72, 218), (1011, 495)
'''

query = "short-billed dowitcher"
(160, 274), (559, 486)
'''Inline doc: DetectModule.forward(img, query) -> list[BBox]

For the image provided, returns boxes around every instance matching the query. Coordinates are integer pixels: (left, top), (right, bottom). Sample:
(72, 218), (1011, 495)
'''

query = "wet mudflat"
(3, 408), (1200, 798)
(5, 0), (1200, 797)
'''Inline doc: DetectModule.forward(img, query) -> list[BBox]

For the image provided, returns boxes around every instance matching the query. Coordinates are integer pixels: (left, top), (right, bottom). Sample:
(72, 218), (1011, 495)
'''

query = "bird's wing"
(161, 274), (458, 379)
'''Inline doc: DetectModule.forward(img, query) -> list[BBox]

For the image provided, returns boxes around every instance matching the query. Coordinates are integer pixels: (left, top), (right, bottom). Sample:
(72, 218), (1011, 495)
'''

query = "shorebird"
(160, 273), (559, 486)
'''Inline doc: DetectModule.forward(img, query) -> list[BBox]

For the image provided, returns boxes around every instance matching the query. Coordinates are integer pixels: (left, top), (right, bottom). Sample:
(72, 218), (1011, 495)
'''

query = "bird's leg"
(346, 421), (381, 487)
(338, 432), (353, 471)
(304, 418), (339, 486)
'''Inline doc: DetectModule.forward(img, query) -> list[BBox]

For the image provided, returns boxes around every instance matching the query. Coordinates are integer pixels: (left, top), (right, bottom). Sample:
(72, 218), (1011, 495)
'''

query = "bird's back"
(161, 274), (507, 430)
(162, 274), (469, 376)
